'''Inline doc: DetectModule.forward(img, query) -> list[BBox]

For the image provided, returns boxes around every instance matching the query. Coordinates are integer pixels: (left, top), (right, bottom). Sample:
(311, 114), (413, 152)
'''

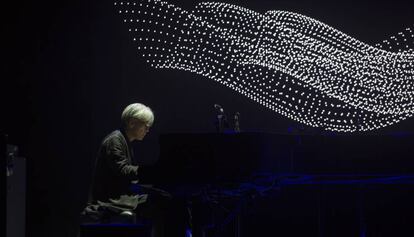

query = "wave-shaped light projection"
(114, 0), (414, 132)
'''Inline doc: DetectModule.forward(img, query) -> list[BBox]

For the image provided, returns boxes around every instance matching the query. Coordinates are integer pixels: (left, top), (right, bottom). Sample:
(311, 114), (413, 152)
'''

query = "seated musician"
(82, 103), (190, 237)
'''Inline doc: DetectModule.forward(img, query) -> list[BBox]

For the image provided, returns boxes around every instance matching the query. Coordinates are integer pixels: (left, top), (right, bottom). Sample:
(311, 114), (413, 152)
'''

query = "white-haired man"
(83, 103), (189, 237)
(89, 103), (154, 212)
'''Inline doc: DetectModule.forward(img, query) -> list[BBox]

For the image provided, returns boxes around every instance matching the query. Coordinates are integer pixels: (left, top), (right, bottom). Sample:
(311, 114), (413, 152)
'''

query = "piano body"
(148, 132), (414, 182)
(139, 132), (414, 237)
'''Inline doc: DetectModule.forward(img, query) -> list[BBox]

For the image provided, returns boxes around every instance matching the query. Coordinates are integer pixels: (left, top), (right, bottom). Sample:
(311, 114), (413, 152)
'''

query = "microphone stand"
(234, 112), (240, 133)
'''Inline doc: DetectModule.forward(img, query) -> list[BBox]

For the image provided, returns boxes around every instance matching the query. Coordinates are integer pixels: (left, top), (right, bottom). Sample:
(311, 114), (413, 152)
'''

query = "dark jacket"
(87, 129), (147, 215)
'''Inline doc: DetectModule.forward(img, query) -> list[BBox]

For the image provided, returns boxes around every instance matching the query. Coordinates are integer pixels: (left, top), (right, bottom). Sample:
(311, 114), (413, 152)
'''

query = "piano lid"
(145, 132), (414, 186)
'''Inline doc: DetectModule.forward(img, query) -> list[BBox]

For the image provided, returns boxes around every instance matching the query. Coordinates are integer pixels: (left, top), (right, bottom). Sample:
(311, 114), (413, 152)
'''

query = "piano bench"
(79, 222), (151, 237)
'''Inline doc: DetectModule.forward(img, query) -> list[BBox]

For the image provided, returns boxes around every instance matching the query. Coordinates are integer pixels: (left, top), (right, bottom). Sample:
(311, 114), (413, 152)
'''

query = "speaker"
(6, 147), (26, 237)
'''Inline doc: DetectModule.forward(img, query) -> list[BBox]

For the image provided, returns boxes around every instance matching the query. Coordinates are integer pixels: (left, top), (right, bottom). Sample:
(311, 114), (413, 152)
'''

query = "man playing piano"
(82, 103), (190, 237)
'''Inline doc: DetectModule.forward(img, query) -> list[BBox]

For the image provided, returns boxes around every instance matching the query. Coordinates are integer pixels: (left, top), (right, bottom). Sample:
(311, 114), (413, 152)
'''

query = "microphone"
(214, 104), (228, 132)
(214, 104), (224, 114)
(234, 112), (240, 119)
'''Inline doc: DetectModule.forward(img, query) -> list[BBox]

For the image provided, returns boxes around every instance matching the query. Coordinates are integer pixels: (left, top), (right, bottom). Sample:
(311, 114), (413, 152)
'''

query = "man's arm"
(104, 138), (138, 181)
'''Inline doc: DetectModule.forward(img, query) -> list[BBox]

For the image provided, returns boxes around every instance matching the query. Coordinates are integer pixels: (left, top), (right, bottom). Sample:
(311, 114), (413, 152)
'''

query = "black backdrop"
(4, 0), (414, 236)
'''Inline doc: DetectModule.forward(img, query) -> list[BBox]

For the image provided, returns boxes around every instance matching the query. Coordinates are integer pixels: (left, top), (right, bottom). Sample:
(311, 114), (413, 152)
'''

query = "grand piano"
(146, 132), (414, 183)
(138, 132), (414, 237)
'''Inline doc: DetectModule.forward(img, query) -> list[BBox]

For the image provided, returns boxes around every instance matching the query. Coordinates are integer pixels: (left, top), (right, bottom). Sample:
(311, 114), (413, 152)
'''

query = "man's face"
(129, 120), (150, 141)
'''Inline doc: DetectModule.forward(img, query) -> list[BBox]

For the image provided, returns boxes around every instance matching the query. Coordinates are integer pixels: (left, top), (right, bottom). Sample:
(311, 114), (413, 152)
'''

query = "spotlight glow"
(114, 0), (414, 132)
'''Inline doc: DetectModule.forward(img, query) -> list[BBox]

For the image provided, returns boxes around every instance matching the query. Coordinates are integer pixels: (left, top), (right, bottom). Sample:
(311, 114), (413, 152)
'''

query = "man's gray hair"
(121, 103), (154, 126)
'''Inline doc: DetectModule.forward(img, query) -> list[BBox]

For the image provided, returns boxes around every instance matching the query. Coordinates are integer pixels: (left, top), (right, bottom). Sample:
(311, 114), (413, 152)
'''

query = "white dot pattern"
(114, 0), (414, 132)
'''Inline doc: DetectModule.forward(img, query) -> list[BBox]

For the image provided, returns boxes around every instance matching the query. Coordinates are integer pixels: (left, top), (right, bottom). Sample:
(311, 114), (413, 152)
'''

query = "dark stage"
(4, 0), (414, 237)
